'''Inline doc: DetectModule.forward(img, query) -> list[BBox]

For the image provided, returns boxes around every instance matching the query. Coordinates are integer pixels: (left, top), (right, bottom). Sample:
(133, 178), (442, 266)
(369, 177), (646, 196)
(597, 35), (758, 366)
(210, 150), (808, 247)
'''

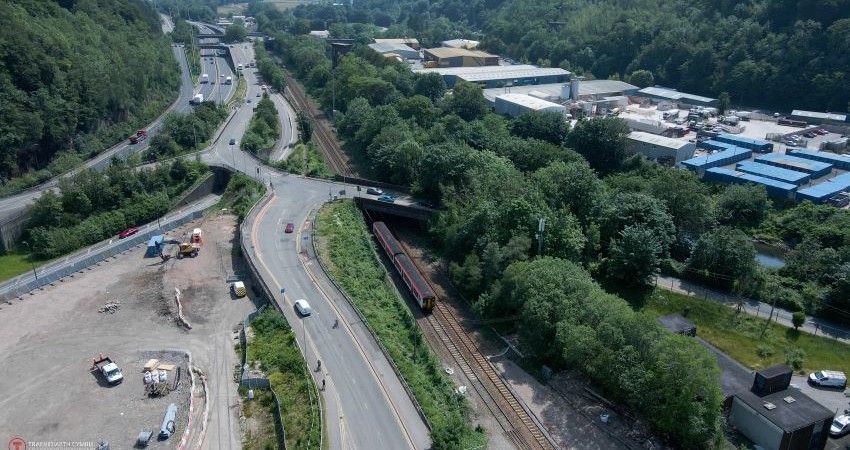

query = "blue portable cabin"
(786, 149), (850, 171)
(754, 153), (832, 178)
(735, 161), (811, 186)
(715, 134), (773, 153)
(795, 172), (850, 204)
(146, 235), (165, 257)
(681, 147), (753, 171)
(700, 140), (737, 152)
(704, 168), (797, 198)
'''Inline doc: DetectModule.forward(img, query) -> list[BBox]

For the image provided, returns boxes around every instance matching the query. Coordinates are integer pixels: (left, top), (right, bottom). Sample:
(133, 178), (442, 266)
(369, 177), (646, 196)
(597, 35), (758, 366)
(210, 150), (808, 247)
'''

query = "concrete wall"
(729, 397), (784, 450)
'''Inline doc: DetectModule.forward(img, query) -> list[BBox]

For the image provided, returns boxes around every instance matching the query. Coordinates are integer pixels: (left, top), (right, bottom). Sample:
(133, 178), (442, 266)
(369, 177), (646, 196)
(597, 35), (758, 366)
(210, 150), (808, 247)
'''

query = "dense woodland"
(288, 0), (850, 112)
(0, 0), (180, 188)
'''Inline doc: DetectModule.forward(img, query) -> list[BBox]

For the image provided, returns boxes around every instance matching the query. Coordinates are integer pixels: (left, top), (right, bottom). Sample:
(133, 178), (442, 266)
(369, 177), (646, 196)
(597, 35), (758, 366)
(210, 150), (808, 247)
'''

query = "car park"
(808, 370), (847, 388)
(119, 227), (140, 238)
(831, 415), (850, 437)
(284, 223), (295, 233)
(366, 187), (383, 196)
(294, 299), (312, 316)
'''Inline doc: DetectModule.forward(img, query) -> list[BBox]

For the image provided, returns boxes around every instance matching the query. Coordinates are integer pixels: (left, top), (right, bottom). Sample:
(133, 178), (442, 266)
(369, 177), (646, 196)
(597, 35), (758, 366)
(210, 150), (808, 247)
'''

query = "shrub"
(785, 347), (806, 370)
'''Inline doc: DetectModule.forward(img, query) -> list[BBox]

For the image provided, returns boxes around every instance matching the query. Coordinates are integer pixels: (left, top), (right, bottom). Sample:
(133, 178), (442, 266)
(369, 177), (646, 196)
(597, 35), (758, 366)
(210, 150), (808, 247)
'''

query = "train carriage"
(372, 221), (436, 310)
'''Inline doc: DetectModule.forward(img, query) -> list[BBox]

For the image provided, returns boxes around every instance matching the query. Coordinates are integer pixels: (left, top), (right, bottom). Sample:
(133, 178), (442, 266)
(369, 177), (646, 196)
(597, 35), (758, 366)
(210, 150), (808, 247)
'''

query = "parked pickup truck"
(92, 354), (124, 384)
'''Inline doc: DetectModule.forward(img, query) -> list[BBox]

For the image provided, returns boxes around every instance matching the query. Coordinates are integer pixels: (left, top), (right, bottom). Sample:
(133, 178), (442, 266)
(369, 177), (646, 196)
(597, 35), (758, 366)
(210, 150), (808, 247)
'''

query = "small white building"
(494, 94), (566, 117)
(441, 39), (480, 49)
(627, 131), (695, 164)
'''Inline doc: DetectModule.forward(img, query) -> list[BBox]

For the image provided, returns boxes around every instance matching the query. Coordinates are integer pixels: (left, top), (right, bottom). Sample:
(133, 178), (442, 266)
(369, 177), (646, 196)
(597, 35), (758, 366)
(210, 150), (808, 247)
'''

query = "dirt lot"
(0, 214), (258, 450)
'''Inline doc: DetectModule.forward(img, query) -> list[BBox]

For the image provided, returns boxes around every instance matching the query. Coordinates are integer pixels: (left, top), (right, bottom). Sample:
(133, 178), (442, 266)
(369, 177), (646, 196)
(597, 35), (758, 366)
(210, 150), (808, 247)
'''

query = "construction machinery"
(176, 243), (199, 259)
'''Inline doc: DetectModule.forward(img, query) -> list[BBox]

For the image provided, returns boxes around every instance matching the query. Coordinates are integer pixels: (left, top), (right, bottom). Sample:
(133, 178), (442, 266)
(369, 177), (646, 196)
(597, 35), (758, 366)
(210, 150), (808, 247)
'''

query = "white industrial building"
(368, 42), (420, 60)
(414, 65), (570, 88)
(494, 94), (566, 117)
(636, 86), (718, 108)
(790, 110), (849, 124)
(627, 131), (695, 164)
(441, 39), (480, 49)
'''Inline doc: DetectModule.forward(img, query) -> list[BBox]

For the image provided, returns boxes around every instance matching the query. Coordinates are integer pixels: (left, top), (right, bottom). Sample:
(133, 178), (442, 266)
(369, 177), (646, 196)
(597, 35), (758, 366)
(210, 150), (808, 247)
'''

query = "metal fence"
(0, 207), (206, 303)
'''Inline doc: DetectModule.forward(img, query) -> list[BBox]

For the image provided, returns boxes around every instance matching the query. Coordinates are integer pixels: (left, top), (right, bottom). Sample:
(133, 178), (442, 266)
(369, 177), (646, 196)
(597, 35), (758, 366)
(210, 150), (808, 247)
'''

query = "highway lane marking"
(294, 206), (418, 450)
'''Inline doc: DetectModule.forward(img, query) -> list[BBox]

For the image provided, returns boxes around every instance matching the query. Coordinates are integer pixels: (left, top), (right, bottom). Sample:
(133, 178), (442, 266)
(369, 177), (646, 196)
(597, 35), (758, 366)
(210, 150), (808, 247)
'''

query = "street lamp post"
(21, 241), (38, 281)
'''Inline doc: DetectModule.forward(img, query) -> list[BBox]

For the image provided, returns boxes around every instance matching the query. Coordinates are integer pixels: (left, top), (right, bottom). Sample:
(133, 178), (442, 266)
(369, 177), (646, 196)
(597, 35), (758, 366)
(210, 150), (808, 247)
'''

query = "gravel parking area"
(0, 214), (256, 450)
(790, 375), (850, 449)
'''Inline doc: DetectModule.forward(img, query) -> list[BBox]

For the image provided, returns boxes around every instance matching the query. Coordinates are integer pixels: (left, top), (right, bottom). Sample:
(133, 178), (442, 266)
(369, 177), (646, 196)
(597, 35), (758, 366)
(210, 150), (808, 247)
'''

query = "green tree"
(718, 91), (731, 114)
(296, 111), (313, 144)
(792, 311), (806, 330)
(510, 110), (569, 145)
(447, 81), (487, 121)
(628, 69), (655, 88)
(224, 22), (247, 43)
(598, 192), (676, 255)
(566, 117), (630, 174)
(533, 160), (603, 223)
(449, 253), (483, 298)
(687, 227), (758, 288)
(717, 184), (770, 227)
(606, 225), (662, 286)
(414, 72), (447, 102)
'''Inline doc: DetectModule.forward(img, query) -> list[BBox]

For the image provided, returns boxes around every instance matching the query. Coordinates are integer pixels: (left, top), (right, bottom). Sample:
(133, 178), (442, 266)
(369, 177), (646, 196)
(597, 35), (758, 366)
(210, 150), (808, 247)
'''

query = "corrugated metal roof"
(639, 86), (716, 103)
(716, 134), (771, 147)
(797, 172), (850, 202)
(755, 153), (832, 173)
(459, 67), (569, 82)
(375, 38), (419, 46)
(788, 149), (850, 169)
(707, 168), (798, 191)
(628, 131), (689, 149)
(495, 93), (565, 111)
(441, 39), (479, 48)
(368, 42), (417, 54)
(580, 80), (638, 96)
(414, 65), (539, 76)
(424, 47), (496, 59)
(791, 110), (848, 121)
(736, 161), (810, 185)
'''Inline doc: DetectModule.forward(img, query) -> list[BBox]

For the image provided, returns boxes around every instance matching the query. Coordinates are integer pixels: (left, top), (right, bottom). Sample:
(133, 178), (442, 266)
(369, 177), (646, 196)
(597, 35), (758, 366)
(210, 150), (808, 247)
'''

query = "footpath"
(654, 274), (850, 344)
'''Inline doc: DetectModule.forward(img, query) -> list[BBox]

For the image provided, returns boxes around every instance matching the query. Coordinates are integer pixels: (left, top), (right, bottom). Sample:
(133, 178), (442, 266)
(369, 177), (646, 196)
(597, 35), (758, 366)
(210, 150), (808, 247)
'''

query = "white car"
(809, 370), (847, 388)
(294, 299), (312, 316)
(831, 415), (850, 437)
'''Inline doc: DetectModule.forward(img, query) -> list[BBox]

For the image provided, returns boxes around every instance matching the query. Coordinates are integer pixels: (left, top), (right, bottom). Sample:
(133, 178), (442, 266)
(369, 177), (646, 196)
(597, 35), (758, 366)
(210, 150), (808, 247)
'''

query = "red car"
(119, 227), (140, 238)
(284, 223), (295, 233)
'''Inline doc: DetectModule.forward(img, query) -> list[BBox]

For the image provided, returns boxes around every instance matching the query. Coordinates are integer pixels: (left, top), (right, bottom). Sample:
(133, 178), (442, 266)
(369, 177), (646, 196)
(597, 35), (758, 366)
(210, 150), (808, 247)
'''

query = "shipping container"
(735, 161), (811, 185)
(681, 147), (752, 171)
(754, 153), (832, 178)
(795, 172), (850, 204)
(714, 134), (773, 153)
(704, 168), (797, 198)
(787, 149), (850, 171)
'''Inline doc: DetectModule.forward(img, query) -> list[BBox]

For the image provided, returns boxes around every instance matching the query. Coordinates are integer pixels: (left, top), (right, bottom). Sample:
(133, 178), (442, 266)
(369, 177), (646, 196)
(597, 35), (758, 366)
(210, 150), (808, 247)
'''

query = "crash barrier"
(0, 206), (207, 303)
(239, 191), (323, 450)
(239, 307), (285, 450)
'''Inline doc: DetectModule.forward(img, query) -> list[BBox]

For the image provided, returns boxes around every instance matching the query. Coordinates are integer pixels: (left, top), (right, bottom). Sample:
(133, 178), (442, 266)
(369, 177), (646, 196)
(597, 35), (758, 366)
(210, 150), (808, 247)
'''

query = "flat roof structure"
(754, 153), (833, 177)
(495, 93), (564, 111)
(628, 132), (689, 150)
(579, 79), (639, 97)
(458, 67), (569, 83)
(416, 64), (538, 76)
(441, 39), (479, 49)
(417, 65), (571, 89)
(787, 149), (850, 171)
(796, 172), (850, 203)
(374, 38), (420, 49)
(734, 388), (832, 433)
(791, 110), (848, 123)
(637, 86), (717, 105)
(424, 47), (496, 59)
(735, 161), (811, 185)
(682, 147), (752, 170)
(704, 168), (797, 198)
(368, 42), (419, 59)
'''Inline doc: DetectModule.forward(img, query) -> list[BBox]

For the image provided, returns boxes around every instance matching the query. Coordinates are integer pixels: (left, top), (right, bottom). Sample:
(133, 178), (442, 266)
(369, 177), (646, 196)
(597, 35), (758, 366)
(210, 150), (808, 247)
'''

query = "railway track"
(394, 238), (557, 450)
(282, 70), (353, 176)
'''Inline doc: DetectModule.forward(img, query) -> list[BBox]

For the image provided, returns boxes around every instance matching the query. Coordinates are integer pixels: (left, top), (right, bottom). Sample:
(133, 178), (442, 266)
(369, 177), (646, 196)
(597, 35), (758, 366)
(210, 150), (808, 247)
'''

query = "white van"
(808, 370), (847, 388)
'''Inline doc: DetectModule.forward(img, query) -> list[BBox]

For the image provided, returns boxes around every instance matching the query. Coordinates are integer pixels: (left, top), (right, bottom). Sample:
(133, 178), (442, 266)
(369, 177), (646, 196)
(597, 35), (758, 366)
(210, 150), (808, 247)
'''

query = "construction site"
(0, 213), (257, 449)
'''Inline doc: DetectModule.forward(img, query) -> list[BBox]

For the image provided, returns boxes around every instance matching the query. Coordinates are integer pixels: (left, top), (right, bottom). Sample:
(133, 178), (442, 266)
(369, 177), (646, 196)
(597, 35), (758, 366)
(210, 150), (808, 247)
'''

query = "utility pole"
(21, 241), (38, 281)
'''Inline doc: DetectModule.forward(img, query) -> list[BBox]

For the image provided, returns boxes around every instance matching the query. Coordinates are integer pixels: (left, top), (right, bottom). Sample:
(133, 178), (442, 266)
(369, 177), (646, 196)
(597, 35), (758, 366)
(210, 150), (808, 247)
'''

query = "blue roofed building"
(796, 172), (850, 203)
(787, 149), (850, 171)
(704, 168), (797, 198)
(735, 161), (811, 186)
(754, 153), (833, 178)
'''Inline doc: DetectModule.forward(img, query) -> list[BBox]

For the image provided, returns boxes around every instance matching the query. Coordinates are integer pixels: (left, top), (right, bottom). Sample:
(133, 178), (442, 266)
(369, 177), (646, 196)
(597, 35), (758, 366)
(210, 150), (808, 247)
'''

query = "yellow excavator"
(176, 242), (200, 259)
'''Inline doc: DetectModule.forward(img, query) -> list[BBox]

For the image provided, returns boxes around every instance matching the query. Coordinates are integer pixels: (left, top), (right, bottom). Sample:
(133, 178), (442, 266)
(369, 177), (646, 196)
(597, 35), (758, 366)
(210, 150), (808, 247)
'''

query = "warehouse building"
(627, 132), (695, 164)
(624, 117), (687, 137)
(636, 86), (718, 108)
(440, 39), (479, 49)
(754, 153), (833, 178)
(416, 65), (570, 89)
(423, 47), (498, 68)
(735, 161), (811, 185)
(368, 42), (420, 60)
(728, 365), (832, 450)
(481, 79), (635, 104)
(704, 168), (797, 198)
(374, 38), (420, 50)
(789, 110), (849, 125)
(796, 172), (850, 204)
(787, 149), (850, 171)
(494, 94), (566, 117)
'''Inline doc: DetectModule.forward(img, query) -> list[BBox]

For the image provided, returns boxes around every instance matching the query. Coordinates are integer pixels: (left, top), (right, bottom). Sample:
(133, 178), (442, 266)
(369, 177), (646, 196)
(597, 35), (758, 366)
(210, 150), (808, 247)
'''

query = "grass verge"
(316, 199), (487, 448)
(217, 173), (267, 222)
(248, 309), (321, 450)
(0, 253), (50, 283)
(275, 143), (333, 179)
(240, 387), (277, 450)
(643, 289), (850, 374)
(229, 76), (248, 108)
